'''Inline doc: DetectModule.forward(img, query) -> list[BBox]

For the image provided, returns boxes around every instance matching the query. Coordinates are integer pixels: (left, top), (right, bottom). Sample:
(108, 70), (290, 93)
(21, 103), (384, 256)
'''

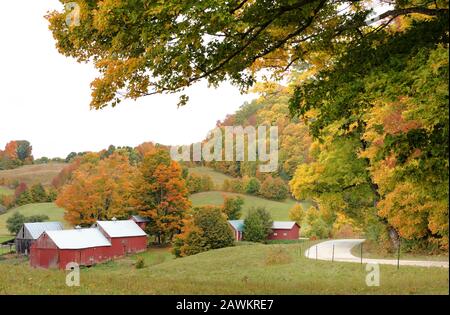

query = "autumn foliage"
(133, 150), (191, 244)
(56, 152), (136, 226)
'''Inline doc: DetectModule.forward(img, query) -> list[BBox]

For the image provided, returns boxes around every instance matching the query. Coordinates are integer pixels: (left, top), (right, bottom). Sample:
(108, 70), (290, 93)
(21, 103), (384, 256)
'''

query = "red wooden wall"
(267, 224), (300, 240)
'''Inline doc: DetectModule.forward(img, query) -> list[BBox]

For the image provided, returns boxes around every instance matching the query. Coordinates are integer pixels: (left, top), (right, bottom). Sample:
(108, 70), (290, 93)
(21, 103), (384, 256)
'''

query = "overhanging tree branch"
(366, 6), (448, 25)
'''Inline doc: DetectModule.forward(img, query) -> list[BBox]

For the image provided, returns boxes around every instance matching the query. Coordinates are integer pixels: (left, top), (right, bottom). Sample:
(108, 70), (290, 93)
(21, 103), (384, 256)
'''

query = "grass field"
(0, 163), (66, 187)
(0, 186), (13, 197)
(0, 203), (67, 236)
(190, 191), (311, 221)
(188, 166), (233, 188)
(0, 236), (14, 243)
(0, 243), (447, 294)
(351, 244), (450, 262)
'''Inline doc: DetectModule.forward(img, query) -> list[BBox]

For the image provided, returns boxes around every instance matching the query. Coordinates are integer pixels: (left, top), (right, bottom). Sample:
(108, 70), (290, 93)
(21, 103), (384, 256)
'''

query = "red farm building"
(267, 221), (300, 240)
(228, 220), (300, 241)
(30, 228), (112, 269)
(130, 215), (150, 230)
(228, 220), (244, 241)
(95, 220), (148, 257)
(30, 220), (148, 269)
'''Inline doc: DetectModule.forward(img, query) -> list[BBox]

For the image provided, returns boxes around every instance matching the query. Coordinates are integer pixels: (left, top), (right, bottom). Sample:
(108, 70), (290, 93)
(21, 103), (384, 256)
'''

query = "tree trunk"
(367, 171), (400, 248)
(360, 138), (400, 248)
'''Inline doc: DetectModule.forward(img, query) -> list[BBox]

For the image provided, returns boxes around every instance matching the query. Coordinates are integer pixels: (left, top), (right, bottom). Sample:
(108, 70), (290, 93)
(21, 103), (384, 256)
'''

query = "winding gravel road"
(305, 239), (449, 268)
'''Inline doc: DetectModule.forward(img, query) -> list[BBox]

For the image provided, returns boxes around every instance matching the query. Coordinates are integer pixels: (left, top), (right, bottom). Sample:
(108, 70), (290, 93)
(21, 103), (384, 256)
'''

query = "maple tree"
(133, 150), (191, 244)
(243, 207), (273, 243)
(0, 140), (33, 170)
(289, 15), (449, 249)
(56, 152), (137, 226)
(222, 195), (245, 220)
(259, 175), (289, 201)
(173, 206), (235, 257)
(47, 0), (447, 109)
(288, 204), (304, 226)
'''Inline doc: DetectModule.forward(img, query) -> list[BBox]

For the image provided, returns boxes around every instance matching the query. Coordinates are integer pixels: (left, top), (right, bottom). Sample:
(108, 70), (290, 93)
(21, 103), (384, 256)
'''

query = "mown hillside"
(190, 191), (310, 221)
(0, 203), (66, 236)
(0, 244), (447, 294)
(0, 163), (66, 187)
(0, 186), (13, 197)
(188, 166), (233, 188)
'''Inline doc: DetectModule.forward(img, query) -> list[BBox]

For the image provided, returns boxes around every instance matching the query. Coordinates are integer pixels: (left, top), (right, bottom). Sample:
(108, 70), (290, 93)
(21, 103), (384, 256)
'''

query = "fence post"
(332, 244), (335, 262)
(397, 239), (401, 270)
(360, 243), (363, 265)
(315, 245), (318, 260)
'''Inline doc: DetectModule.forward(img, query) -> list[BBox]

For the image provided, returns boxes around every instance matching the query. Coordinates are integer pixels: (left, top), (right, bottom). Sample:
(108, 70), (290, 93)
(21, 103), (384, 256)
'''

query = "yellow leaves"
(332, 212), (362, 236)
(430, 44), (449, 74)
(91, 57), (148, 109)
(360, 97), (423, 190)
(93, 0), (124, 32)
(56, 152), (137, 226)
(249, 48), (290, 74)
(289, 162), (324, 200)
(288, 204), (304, 225)
(364, 98), (421, 141)
(251, 81), (285, 95)
(377, 181), (449, 248)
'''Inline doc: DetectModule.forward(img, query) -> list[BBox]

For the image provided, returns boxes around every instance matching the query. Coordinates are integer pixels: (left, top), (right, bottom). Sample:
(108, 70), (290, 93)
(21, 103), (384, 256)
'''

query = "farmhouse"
(30, 228), (112, 269)
(228, 220), (300, 241)
(30, 219), (148, 269)
(15, 222), (64, 255)
(130, 215), (150, 230)
(94, 220), (148, 257)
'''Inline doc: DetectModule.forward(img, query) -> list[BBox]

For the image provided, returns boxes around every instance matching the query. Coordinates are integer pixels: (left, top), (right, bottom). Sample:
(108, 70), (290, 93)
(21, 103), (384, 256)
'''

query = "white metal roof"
(96, 220), (147, 238)
(228, 220), (245, 232)
(271, 221), (297, 230)
(24, 222), (64, 239)
(46, 228), (111, 249)
(130, 215), (150, 223)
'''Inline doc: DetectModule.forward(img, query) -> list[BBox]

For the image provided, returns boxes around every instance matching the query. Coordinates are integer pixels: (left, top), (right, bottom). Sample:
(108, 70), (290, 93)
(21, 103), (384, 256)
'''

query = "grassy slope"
(0, 203), (67, 236)
(0, 243), (447, 294)
(188, 166), (233, 188)
(0, 163), (66, 187)
(351, 245), (450, 262)
(0, 186), (13, 197)
(191, 191), (311, 221)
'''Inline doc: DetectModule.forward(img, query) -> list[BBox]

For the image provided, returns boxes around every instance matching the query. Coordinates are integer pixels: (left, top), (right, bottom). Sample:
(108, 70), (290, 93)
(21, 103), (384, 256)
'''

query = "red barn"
(228, 220), (244, 241)
(95, 220), (148, 257)
(267, 221), (300, 240)
(30, 228), (112, 269)
(228, 220), (300, 241)
(30, 220), (148, 269)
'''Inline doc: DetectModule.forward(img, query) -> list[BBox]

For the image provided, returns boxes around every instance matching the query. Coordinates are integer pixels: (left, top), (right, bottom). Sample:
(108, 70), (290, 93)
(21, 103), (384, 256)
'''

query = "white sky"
(0, 1), (255, 159)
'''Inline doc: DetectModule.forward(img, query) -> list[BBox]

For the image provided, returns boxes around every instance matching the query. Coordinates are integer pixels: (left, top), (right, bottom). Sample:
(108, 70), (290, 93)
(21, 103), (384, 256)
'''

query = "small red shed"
(229, 220), (300, 241)
(267, 221), (300, 240)
(95, 220), (148, 257)
(228, 220), (244, 241)
(30, 228), (112, 269)
(130, 215), (150, 230)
